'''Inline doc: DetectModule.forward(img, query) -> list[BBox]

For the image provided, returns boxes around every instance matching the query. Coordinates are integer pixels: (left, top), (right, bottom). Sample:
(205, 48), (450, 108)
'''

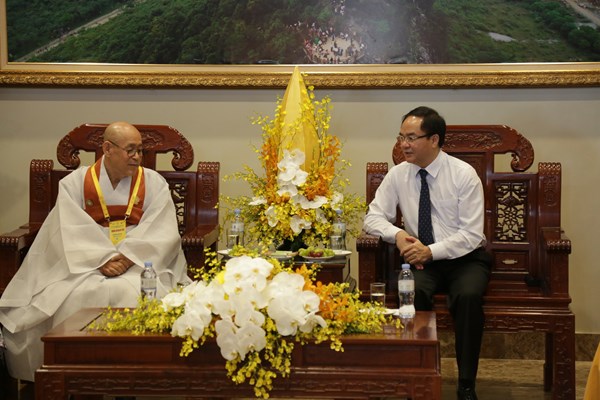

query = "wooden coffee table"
(36, 308), (441, 399)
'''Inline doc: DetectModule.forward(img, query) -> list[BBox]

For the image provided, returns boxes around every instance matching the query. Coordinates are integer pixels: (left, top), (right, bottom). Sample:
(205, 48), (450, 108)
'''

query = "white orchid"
(300, 311), (328, 333)
(161, 291), (186, 311)
(165, 256), (327, 366)
(277, 149), (308, 186)
(162, 280), (206, 311)
(215, 317), (267, 361)
(294, 194), (328, 210)
(265, 271), (325, 336)
(290, 215), (312, 234)
(222, 256), (272, 294)
(277, 183), (299, 198)
(265, 205), (279, 227)
(171, 302), (212, 341)
(249, 196), (267, 205)
(215, 319), (240, 360)
(236, 323), (267, 360)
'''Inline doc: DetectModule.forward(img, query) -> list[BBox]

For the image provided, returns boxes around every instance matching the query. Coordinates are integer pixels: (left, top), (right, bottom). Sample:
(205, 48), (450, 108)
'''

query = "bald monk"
(0, 122), (190, 381)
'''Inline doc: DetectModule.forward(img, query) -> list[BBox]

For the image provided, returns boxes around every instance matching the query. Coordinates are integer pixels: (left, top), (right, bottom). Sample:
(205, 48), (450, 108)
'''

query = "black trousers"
(412, 248), (491, 383)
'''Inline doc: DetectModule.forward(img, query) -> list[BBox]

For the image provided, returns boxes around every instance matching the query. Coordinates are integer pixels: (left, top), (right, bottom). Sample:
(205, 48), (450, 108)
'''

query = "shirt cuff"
(384, 226), (403, 244)
(428, 243), (446, 261)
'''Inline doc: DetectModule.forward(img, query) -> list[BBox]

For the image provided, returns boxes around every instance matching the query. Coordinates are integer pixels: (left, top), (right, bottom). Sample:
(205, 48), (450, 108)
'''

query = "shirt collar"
(411, 150), (446, 179)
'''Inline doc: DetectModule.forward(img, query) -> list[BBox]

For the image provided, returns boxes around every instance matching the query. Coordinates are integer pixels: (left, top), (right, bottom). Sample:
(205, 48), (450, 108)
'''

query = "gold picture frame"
(2, 0), (600, 89)
(2, 62), (600, 88)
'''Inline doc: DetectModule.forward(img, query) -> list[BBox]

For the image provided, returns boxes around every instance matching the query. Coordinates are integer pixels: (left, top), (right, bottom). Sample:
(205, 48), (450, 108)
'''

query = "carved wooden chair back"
(29, 123), (218, 234)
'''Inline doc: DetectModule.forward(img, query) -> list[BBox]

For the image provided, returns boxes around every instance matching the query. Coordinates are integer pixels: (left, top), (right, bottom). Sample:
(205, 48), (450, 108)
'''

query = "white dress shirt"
(363, 151), (486, 261)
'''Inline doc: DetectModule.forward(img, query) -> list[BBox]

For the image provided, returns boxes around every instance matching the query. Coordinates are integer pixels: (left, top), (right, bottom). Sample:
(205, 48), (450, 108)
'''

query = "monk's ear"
(102, 141), (111, 155)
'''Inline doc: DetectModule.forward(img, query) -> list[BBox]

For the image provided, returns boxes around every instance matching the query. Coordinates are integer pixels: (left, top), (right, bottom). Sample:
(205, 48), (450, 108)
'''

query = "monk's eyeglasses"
(108, 140), (144, 157)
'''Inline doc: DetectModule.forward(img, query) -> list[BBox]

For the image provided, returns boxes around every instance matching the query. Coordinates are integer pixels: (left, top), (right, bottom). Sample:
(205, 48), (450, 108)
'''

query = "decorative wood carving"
(30, 160), (53, 205)
(168, 179), (190, 236)
(494, 181), (528, 242)
(2, 68), (600, 89)
(56, 123), (194, 171)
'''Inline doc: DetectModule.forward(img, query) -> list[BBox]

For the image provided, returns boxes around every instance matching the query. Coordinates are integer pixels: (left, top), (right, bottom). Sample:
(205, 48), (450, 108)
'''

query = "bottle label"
(399, 304), (416, 318)
(231, 222), (244, 232)
(141, 278), (157, 288)
(398, 280), (414, 292)
(332, 222), (345, 235)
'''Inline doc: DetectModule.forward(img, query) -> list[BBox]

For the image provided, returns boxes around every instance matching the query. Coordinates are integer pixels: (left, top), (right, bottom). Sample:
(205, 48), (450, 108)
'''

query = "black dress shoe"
(457, 386), (478, 400)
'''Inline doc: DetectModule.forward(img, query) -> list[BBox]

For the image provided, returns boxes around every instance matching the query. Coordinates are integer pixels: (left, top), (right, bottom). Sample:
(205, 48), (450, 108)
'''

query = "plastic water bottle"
(141, 261), (157, 299)
(331, 209), (346, 250)
(229, 208), (245, 248)
(398, 263), (415, 319)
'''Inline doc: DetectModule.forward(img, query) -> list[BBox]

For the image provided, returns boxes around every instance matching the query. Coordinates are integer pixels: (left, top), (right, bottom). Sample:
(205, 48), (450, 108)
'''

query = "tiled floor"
(13, 358), (594, 399)
(442, 358), (592, 399)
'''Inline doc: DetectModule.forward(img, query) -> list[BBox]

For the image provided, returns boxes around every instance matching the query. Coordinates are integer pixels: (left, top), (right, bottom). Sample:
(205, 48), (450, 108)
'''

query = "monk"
(0, 122), (190, 382)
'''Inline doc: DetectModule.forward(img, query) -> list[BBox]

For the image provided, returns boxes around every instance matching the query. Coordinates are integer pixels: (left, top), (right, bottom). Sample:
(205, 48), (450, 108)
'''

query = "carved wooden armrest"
(181, 224), (219, 248)
(0, 226), (40, 295)
(356, 232), (383, 251)
(181, 224), (220, 270)
(540, 227), (572, 298)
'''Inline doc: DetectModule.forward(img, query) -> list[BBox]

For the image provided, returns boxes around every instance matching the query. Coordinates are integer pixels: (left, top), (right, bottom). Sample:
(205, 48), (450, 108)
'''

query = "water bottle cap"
(144, 261), (152, 268)
(336, 209), (342, 215)
(401, 263), (410, 269)
(234, 208), (241, 215)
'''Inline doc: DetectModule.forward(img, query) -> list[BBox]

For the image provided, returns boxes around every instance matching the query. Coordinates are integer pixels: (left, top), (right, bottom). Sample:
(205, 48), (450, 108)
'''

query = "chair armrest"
(0, 226), (40, 295)
(181, 224), (220, 271)
(540, 227), (572, 298)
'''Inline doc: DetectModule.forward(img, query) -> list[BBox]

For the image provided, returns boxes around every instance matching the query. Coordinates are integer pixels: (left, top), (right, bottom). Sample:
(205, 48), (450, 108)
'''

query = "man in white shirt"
(0, 122), (190, 383)
(363, 107), (491, 400)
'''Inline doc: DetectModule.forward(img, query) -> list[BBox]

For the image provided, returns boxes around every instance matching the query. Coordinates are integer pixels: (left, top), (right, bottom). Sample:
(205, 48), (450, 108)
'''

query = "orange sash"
(83, 160), (145, 227)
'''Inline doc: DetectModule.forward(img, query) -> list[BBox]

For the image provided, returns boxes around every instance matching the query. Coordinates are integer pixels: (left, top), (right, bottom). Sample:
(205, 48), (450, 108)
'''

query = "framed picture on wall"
(1, 0), (599, 88)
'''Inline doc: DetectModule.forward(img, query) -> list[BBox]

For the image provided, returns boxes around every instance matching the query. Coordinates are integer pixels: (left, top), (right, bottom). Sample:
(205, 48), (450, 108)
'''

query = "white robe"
(0, 159), (190, 381)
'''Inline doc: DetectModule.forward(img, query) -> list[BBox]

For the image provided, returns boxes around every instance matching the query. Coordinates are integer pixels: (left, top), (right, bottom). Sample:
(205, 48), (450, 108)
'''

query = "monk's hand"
(399, 236), (430, 270)
(99, 254), (134, 277)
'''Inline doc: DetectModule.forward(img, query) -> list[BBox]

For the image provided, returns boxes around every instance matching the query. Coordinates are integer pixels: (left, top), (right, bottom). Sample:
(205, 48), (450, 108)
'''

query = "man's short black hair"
(402, 106), (446, 147)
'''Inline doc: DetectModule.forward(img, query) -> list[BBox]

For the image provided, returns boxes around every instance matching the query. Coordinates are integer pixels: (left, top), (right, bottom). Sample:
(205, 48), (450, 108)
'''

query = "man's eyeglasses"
(396, 134), (431, 144)
(108, 140), (144, 157)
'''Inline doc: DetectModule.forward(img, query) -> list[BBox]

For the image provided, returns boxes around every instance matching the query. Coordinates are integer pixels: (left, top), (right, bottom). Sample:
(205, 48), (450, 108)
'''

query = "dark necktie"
(418, 169), (434, 245)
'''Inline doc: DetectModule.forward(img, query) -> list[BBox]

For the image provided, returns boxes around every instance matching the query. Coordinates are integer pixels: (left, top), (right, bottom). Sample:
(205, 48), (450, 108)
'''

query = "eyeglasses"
(108, 140), (144, 157)
(396, 134), (431, 144)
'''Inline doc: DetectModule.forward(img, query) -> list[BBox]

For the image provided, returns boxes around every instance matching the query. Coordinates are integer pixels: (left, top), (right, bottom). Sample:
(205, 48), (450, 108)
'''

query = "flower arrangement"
(221, 67), (366, 250)
(93, 254), (396, 398)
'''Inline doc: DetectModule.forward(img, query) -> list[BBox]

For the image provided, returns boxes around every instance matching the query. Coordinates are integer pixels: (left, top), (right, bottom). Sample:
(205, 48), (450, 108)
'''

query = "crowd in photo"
(290, 21), (367, 64)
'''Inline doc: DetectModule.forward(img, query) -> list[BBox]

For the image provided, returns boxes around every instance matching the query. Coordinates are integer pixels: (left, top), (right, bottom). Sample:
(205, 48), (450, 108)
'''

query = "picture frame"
(2, 0), (600, 89)
(2, 61), (600, 89)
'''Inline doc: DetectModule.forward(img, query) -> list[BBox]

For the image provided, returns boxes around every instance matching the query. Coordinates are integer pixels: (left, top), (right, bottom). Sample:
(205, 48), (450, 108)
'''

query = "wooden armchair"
(0, 123), (220, 295)
(356, 125), (574, 400)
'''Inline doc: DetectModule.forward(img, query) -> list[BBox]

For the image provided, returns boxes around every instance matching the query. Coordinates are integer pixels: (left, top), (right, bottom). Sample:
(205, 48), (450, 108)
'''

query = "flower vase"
(277, 231), (306, 252)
